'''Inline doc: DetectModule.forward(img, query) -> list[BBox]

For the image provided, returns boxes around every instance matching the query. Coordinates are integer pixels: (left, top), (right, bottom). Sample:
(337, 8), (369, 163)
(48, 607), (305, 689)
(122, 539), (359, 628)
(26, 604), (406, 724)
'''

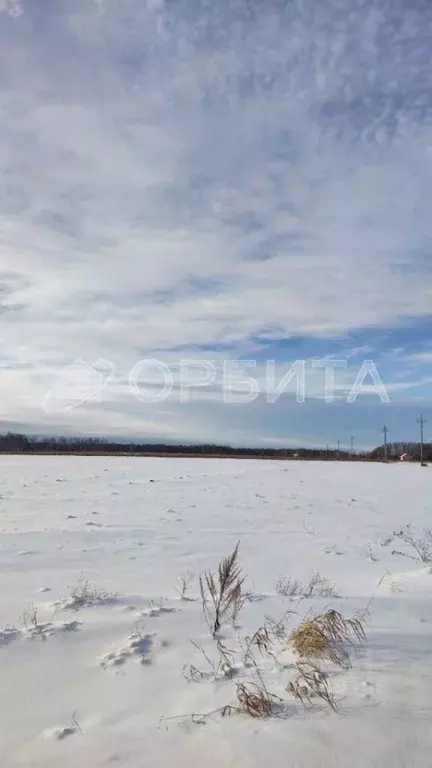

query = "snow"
(0, 456), (431, 767)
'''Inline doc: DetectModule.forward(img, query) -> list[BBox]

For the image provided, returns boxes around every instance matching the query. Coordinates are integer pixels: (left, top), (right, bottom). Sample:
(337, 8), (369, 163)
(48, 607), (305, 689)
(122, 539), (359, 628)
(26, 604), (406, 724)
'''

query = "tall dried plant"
(199, 542), (245, 637)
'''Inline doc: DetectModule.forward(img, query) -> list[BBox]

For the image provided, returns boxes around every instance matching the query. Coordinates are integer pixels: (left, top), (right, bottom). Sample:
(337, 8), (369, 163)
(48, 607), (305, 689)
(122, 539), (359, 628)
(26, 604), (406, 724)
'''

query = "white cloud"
(0, 0), (431, 441)
(405, 352), (432, 365)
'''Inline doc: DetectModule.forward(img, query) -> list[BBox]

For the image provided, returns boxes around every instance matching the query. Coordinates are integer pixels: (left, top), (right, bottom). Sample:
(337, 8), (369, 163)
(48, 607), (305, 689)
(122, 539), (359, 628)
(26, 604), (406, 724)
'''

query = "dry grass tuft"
(291, 622), (327, 657)
(276, 576), (303, 597)
(184, 638), (237, 681)
(20, 603), (57, 640)
(65, 577), (113, 609)
(304, 571), (337, 598)
(244, 625), (277, 663)
(291, 609), (366, 668)
(21, 604), (41, 631)
(175, 571), (195, 600)
(276, 571), (337, 599)
(288, 661), (337, 711)
(199, 542), (245, 637)
(388, 525), (432, 563)
(381, 525), (432, 563)
(233, 682), (282, 718)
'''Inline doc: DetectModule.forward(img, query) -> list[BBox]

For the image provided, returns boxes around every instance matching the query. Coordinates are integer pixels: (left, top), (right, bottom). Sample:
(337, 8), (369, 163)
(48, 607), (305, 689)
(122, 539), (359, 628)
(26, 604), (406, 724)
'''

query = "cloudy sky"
(0, 0), (431, 449)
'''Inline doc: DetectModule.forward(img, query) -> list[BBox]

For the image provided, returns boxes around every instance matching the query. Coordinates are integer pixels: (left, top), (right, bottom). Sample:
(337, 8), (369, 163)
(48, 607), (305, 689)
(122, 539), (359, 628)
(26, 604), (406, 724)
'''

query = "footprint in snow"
(323, 545), (344, 556)
(140, 602), (175, 617)
(99, 632), (154, 670)
(42, 721), (81, 740)
(0, 627), (20, 646)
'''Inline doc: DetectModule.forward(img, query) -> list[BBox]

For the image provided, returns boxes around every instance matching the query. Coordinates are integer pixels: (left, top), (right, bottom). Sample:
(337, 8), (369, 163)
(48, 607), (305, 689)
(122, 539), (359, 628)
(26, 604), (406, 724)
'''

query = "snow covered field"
(0, 456), (431, 767)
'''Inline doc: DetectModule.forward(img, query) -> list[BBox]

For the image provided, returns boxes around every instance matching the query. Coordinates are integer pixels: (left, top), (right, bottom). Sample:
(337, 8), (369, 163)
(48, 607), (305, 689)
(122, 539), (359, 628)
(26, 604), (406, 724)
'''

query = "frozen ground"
(0, 456), (431, 767)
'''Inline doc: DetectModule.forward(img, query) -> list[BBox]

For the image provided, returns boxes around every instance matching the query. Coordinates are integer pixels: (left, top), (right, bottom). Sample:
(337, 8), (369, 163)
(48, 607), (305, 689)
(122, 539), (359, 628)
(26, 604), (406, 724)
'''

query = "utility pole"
(381, 425), (388, 462)
(417, 414), (426, 465)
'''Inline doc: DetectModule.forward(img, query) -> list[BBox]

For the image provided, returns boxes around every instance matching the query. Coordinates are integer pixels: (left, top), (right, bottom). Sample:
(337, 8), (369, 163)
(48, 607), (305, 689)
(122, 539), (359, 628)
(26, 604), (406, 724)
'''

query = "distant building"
(399, 453), (413, 462)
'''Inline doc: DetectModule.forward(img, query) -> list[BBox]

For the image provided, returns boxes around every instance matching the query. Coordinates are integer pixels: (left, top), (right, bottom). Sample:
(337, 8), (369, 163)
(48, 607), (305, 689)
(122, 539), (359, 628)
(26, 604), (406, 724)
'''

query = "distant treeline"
(370, 442), (432, 462)
(0, 432), (355, 458)
(0, 431), (430, 461)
